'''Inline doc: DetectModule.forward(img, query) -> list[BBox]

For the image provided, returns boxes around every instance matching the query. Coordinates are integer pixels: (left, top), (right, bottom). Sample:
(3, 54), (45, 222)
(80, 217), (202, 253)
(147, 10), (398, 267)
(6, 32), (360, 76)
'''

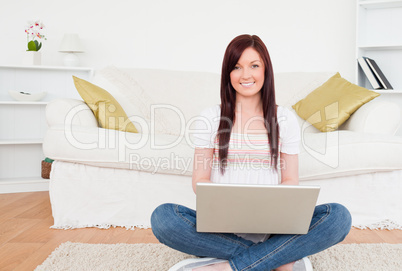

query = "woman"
(151, 34), (352, 271)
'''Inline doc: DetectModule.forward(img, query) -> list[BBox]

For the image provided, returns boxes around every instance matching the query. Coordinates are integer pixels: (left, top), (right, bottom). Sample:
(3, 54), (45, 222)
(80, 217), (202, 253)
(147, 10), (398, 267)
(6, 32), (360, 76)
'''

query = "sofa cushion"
(92, 66), (168, 134)
(43, 121), (402, 181)
(73, 76), (138, 133)
(274, 72), (337, 108)
(43, 124), (194, 176)
(46, 98), (99, 128)
(299, 130), (402, 180)
(340, 99), (401, 135)
(292, 73), (380, 132)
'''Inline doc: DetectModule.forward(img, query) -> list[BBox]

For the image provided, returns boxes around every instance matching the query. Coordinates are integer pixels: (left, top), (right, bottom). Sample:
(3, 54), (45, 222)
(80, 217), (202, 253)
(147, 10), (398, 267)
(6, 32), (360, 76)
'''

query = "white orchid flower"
(25, 19), (47, 51)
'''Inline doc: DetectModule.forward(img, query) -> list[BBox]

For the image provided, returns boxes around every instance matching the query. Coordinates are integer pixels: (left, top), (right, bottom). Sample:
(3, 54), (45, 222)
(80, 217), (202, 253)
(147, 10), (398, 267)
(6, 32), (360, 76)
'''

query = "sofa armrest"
(340, 99), (401, 135)
(46, 98), (99, 128)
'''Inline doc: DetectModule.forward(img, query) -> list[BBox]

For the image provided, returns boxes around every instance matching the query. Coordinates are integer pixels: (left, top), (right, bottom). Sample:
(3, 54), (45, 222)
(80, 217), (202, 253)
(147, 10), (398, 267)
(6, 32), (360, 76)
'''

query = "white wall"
(0, 0), (356, 81)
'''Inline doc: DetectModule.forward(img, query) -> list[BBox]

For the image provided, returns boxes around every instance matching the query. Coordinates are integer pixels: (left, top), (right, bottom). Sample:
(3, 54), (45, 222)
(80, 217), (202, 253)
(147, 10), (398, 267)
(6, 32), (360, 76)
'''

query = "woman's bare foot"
(193, 261), (232, 271)
(274, 261), (295, 271)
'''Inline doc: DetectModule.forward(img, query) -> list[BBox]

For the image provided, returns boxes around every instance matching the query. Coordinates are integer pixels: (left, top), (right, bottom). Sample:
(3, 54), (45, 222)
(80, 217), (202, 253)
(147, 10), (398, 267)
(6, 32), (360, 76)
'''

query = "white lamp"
(59, 33), (84, 67)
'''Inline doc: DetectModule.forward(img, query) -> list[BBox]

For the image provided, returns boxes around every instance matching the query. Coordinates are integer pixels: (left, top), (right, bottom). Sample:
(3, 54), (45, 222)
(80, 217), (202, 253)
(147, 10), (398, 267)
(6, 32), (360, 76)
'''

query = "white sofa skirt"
(49, 161), (402, 230)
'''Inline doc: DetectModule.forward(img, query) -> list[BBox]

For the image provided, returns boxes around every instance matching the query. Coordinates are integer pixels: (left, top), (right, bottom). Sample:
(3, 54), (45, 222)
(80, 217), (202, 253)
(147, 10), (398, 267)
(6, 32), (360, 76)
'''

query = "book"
(357, 57), (382, 89)
(365, 57), (393, 90)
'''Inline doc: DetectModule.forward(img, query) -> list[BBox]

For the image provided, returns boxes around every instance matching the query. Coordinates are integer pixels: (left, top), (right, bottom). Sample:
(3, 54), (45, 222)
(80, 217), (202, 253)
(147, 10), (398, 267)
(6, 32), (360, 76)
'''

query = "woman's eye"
(233, 66), (240, 70)
(252, 65), (259, 68)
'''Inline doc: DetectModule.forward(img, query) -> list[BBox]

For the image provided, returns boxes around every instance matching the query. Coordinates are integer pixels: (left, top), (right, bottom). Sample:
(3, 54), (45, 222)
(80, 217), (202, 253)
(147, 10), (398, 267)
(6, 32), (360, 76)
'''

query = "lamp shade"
(59, 33), (84, 53)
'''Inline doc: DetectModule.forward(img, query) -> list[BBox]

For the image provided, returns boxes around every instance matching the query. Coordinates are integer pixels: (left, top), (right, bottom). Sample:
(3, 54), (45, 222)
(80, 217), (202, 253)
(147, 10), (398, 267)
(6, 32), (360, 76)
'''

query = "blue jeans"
(151, 203), (351, 271)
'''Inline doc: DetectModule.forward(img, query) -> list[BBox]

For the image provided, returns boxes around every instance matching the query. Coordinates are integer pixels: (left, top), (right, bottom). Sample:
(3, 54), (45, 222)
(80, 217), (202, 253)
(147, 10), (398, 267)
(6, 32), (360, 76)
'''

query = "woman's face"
(230, 47), (265, 100)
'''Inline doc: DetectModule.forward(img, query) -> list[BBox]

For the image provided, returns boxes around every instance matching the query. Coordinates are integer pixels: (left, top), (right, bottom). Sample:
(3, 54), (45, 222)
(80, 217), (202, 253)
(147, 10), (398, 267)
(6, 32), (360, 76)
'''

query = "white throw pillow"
(275, 72), (337, 108)
(92, 66), (171, 134)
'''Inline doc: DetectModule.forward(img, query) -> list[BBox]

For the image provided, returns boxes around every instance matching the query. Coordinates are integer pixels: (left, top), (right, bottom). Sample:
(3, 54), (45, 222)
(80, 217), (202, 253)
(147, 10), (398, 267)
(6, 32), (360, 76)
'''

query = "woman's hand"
(280, 153), (299, 185)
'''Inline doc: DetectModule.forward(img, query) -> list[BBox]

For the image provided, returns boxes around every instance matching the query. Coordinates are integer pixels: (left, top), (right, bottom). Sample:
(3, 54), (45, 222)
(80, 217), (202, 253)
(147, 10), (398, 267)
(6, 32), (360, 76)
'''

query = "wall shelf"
(0, 64), (93, 72)
(359, 0), (402, 9)
(0, 65), (93, 193)
(357, 1), (402, 136)
(0, 100), (49, 105)
(356, 1), (402, 90)
(374, 89), (402, 94)
(358, 45), (402, 50)
(0, 139), (43, 145)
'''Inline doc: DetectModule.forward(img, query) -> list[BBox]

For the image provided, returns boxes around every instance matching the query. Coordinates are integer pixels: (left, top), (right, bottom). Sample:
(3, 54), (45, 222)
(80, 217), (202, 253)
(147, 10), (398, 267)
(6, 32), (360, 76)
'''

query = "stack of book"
(357, 57), (393, 90)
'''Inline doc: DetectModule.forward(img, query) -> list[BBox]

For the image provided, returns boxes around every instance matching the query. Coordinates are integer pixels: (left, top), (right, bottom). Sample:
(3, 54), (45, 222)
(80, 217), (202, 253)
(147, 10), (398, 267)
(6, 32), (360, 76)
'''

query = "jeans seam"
(241, 235), (300, 271)
(240, 204), (332, 271)
(308, 204), (331, 231)
(216, 234), (250, 249)
(229, 259), (239, 271)
(174, 205), (250, 249)
(174, 204), (195, 227)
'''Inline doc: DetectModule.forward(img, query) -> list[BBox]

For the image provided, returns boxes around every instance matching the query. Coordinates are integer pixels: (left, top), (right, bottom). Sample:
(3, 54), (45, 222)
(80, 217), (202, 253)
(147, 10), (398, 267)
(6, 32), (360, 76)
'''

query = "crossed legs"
(151, 203), (351, 271)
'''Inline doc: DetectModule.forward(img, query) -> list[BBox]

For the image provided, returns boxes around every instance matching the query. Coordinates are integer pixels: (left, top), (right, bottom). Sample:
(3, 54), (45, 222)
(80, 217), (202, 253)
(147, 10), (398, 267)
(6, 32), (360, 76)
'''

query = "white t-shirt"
(192, 104), (301, 243)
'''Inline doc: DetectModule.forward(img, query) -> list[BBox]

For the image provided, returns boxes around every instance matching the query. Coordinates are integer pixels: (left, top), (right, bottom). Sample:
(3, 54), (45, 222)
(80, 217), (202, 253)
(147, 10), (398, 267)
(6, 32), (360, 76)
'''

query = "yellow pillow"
(73, 76), (138, 133)
(292, 73), (380, 132)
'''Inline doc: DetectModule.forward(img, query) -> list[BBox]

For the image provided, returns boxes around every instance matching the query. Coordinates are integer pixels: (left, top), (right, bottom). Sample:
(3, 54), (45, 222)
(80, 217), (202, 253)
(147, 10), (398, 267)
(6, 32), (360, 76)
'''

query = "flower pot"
(22, 51), (41, 66)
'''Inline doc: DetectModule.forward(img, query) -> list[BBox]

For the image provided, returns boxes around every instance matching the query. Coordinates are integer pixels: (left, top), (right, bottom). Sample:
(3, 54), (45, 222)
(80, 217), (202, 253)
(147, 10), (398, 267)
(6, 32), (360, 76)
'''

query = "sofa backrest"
(122, 68), (221, 124)
(93, 67), (221, 135)
(274, 72), (336, 108)
(93, 66), (335, 135)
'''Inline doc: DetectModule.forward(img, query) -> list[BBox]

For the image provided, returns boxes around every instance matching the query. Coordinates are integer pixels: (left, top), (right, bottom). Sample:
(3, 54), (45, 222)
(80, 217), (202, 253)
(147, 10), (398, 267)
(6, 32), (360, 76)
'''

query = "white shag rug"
(35, 242), (402, 271)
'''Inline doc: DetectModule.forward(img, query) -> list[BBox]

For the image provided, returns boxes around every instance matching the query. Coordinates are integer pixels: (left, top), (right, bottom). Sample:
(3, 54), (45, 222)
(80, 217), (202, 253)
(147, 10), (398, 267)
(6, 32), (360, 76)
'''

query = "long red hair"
(218, 34), (279, 174)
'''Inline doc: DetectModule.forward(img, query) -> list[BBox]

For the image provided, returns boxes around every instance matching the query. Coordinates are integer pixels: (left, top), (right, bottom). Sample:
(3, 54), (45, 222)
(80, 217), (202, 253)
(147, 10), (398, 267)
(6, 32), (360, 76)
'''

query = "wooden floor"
(0, 192), (401, 271)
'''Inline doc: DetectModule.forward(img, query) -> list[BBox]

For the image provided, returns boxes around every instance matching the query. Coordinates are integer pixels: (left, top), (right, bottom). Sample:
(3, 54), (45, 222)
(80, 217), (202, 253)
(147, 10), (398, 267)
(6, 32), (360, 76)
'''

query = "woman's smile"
(240, 82), (255, 87)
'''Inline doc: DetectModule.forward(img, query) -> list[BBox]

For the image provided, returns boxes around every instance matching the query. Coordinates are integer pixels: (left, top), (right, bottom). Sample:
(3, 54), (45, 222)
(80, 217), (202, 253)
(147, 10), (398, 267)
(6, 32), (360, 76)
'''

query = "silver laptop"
(196, 183), (320, 234)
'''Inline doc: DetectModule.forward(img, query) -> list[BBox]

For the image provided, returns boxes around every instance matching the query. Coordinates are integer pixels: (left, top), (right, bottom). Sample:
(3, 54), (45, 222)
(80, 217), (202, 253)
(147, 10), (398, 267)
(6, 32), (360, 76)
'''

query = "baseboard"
(0, 178), (49, 194)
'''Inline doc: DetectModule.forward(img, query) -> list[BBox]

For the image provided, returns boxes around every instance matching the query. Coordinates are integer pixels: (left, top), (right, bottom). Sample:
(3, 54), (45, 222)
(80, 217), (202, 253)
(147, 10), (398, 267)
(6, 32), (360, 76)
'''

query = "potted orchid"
(25, 20), (46, 51)
(23, 20), (46, 65)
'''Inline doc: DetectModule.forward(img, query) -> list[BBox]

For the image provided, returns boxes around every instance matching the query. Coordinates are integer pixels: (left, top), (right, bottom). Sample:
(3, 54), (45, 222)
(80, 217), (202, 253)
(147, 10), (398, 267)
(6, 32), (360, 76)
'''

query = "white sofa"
(43, 67), (402, 230)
